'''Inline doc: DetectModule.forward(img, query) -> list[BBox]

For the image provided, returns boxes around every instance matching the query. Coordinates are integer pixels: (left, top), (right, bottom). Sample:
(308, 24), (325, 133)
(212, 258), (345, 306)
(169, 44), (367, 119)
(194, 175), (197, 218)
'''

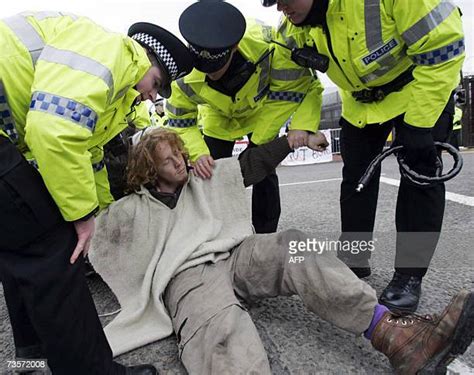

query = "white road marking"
(380, 176), (474, 207)
(276, 176), (474, 207)
(279, 177), (342, 187)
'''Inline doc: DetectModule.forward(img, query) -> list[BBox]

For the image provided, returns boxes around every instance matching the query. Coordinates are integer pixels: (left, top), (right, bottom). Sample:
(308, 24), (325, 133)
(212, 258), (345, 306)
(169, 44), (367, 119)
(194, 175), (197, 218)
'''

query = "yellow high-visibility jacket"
(130, 101), (152, 129)
(165, 19), (323, 161)
(277, 0), (464, 129)
(0, 11), (151, 221)
(453, 106), (462, 131)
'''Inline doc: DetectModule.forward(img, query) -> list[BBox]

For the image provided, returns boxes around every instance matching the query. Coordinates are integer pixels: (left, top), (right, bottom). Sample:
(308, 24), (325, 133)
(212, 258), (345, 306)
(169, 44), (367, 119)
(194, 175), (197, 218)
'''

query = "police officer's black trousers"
(0, 138), (124, 375)
(339, 105), (453, 278)
(204, 135), (281, 233)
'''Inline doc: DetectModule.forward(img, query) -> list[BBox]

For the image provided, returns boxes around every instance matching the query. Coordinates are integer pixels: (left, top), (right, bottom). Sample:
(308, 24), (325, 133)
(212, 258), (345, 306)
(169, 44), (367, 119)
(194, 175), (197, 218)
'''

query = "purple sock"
(364, 304), (389, 340)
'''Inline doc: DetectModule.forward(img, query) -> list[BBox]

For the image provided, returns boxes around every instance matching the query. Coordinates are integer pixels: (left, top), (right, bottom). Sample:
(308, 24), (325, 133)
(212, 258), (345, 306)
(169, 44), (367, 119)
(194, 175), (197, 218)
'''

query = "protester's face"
(136, 65), (166, 102)
(277, 0), (313, 24)
(154, 141), (188, 191)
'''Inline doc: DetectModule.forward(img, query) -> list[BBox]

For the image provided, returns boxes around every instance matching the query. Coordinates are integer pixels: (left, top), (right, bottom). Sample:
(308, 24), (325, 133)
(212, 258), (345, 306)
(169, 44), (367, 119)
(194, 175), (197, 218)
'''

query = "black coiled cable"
(356, 142), (463, 192)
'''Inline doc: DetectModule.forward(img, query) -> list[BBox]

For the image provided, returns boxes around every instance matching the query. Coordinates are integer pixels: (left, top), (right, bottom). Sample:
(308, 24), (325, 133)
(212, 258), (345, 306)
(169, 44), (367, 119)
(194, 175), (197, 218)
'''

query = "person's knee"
(279, 229), (307, 244)
(279, 229), (308, 257)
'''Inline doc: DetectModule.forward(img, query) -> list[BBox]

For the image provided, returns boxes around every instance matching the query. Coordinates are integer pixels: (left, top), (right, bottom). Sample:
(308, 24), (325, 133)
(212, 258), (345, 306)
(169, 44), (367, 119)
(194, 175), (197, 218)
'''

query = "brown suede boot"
(371, 290), (474, 375)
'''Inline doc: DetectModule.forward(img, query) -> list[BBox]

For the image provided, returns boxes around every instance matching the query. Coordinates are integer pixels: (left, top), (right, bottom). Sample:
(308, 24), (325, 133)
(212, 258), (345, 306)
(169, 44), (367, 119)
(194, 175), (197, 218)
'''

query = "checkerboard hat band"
(189, 44), (231, 61)
(132, 32), (179, 80)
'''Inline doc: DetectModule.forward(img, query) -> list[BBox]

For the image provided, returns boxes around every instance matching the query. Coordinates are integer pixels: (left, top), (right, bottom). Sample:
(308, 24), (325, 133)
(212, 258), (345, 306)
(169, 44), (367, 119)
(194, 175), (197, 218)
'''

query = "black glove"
(396, 122), (438, 176)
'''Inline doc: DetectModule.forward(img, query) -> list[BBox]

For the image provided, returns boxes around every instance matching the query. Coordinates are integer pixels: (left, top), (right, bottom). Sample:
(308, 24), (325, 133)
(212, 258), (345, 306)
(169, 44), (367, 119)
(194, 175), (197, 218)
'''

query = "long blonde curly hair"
(126, 127), (189, 193)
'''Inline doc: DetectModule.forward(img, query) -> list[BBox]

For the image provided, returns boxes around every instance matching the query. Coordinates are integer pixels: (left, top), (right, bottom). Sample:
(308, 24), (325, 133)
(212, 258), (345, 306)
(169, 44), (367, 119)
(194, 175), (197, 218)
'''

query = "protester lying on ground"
(89, 127), (473, 375)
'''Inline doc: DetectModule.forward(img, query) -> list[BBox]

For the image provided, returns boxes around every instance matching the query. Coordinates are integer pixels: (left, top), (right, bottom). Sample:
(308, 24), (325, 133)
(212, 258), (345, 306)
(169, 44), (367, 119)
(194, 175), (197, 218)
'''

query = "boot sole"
(417, 291), (474, 375)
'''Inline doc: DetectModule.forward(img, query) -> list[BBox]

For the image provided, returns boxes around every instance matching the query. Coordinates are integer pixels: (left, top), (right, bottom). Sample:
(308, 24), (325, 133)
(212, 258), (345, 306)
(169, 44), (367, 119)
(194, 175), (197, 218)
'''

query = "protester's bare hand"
(193, 155), (215, 179)
(287, 130), (309, 149)
(70, 216), (95, 264)
(307, 131), (329, 152)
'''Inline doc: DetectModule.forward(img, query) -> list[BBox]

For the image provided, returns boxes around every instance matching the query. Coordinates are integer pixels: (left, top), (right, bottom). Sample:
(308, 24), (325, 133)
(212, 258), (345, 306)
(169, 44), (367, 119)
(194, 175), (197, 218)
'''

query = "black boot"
(379, 271), (422, 313)
(126, 364), (159, 375)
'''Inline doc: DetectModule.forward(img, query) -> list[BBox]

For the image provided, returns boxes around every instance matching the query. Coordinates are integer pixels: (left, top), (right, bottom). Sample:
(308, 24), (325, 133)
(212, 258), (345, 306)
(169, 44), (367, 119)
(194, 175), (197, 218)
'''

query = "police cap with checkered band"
(179, 1), (246, 73)
(128, 22), (194, 98)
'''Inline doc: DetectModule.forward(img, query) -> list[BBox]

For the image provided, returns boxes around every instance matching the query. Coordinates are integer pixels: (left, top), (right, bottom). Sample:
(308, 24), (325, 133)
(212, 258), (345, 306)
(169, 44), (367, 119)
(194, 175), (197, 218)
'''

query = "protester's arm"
(239, 131), (328, 187)
(238, 136), (291, 187)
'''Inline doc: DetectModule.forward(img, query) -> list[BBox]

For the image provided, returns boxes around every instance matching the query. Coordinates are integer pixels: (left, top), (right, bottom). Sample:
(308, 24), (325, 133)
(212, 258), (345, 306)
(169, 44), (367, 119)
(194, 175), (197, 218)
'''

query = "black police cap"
(179, 1), (246, 73)
(128, 22), (194, 98)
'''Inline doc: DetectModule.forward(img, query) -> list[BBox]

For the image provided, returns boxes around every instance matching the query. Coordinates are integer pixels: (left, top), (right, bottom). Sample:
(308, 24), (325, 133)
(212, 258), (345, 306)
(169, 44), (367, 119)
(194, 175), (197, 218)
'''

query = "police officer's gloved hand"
(396, 122), (438, 177)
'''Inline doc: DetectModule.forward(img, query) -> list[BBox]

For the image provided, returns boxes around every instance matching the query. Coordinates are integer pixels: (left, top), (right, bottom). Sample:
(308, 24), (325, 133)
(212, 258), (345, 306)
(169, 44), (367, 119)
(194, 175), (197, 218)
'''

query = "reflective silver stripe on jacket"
(2, 15), (44, 65)
(39, 46), (115, 103)
(364, 0), (398, 69)
(277, 21), (298, 49)
(260, 24), (273, 42)
(359, 47), (408, 84)
(165, 101), (193, 116)
(2, 12), (78, 67)
(257, 50), (272, 94)
(112, 85), (131, 104)
(30, 91), (98, 132)
(412, 38), (464, 65)
(167, 118), (196, 128)
(271, 68), (310, 81)
(0, 82), (19, 144)
(402, 1), (456, 46)
(267, 91), (305, 103)
(176, 79), (206, 105)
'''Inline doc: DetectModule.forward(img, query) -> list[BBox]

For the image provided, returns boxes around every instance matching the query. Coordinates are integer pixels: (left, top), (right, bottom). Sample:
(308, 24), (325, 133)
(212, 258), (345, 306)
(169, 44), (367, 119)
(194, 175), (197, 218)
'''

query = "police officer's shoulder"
(238, 19), (274, 62)
(244, 18), (275, 44)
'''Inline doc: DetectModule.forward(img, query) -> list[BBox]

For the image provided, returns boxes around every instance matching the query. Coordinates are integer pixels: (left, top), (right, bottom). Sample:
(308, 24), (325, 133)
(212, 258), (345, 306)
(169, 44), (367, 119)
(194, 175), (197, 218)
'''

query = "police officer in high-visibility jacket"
(166, 1), (323, 234)
(450, 104), (463, 149)
(0, 11), (192, 374)
(261, 0), (464, 312)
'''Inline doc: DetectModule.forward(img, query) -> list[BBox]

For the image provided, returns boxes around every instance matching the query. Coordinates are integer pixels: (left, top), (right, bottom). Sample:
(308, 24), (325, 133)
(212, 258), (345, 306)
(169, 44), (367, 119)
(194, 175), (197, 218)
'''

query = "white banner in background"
(232, 136), (249, 157)
(281, 129), (333, 166)
(231, 130), (333, 165)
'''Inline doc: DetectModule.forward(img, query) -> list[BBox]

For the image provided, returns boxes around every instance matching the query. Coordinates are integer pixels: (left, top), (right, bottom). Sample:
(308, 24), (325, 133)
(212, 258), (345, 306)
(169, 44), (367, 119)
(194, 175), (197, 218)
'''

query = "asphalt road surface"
(1, 151), (473, 374)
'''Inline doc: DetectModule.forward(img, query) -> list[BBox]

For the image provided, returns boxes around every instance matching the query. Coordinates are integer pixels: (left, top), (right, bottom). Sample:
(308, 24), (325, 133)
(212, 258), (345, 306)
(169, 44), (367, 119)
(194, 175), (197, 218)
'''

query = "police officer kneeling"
(0, 11), (192, 374)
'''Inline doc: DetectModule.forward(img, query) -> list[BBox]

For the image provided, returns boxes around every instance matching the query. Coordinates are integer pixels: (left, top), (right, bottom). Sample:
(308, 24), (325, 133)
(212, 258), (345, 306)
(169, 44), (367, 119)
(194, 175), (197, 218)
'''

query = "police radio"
(272, 40), (329, 73)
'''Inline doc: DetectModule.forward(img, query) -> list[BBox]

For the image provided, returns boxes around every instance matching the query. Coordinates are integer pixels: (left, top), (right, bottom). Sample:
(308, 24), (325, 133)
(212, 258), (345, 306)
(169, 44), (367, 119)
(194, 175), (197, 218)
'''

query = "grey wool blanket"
(89, 158), (253, 356)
